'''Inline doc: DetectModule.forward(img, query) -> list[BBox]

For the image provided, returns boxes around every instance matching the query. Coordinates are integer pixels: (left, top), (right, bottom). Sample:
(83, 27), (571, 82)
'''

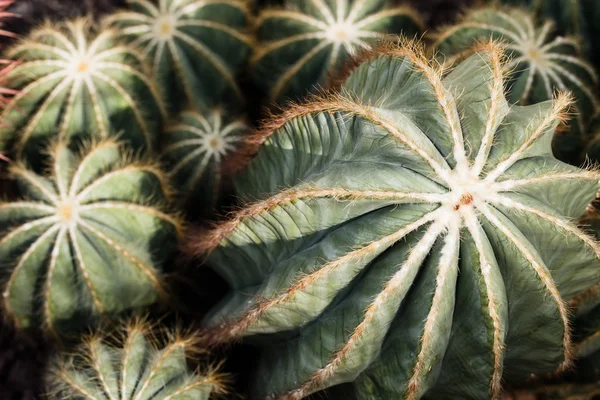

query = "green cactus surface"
(434, 7), (598, 164)
(106, 0), (252, 112)
(162, 108), (246, 209)
(192, 41), (600, 399)
(0, 140), (181, 335)
(252, 0), (424, 104)
(0, 19), (166, 163)
(47, 320), (226, 400)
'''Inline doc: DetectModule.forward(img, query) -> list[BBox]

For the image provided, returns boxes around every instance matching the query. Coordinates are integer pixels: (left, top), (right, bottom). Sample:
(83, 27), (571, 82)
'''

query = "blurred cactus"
(252, 0), (424, 104)
(189, 40), (600, 399)
(162, 108), (246, 211)
(434, 6), (598, 164)
(0, 139), (181, 335)
(0, 18), (166, 164)
(46, 320), (227, 400)
(106, 0), (252, 113)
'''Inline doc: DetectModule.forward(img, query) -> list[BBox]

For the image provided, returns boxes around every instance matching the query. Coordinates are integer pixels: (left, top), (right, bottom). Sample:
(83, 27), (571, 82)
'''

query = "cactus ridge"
(106, 0), (252, 110)
(162, 108), (246, 206)
(253, 0), (424, 103)
(195, 40), (600, 399)
(0, 139), (181, 335)
(0, 18), (166, 160)
(47, 319), (227, 400)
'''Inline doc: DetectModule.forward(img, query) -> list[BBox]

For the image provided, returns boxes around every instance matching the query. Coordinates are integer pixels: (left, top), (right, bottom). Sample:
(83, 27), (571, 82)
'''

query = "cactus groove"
(0, 140), (181, 335)
(191, 40), (600, 399)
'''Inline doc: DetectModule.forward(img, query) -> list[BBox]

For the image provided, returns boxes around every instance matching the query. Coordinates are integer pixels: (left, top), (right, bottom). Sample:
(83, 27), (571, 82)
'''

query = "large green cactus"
(434, 7), (598, 164)
(0, 140), (181, 335)
(46, 320), (227, 399)
(162, 108), (246, 210)
(252, 0), (424, 104)
(106, 0), (252, 112)
(0, 19), (166, 163)
(190, 41), (600, 399)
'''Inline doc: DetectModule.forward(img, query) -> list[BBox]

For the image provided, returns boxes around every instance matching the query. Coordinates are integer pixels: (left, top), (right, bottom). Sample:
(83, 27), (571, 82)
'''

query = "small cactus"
(106, 0), (253, 112)
(162, 108), (246, 211)
(0, 139), (181, 335)
(434, 7), (598, 164)
(188, 40), (600, 399)
(252, 0), (424, 104)
(46, 320), (227, 400)
(0, 19), (166, 164)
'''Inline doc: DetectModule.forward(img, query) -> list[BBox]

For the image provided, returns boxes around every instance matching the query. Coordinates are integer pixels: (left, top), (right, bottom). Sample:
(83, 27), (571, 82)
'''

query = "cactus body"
(162, 109), (246, 210)
(0, 19), (165, 163)
(193, 41), (600, 399)
(0, 140), (180, 335)
(434, 7), (598, 164)
(253, 0), (423, 104)
(47, 321), (226, 400)
(106, 0), (252, 112)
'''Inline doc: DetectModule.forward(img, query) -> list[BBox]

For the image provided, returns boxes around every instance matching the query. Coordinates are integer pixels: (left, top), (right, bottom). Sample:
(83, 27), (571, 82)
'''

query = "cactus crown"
(47, 320), (227, 400)
(252, 0), (424, 102)
(162, 108), (246, 207)
(0, 139), (181, 335)
(106, 0), (252, 111)
(435, 7), (597, 114)
(0, 18), (166, 161)
(194, 40), (600, 399)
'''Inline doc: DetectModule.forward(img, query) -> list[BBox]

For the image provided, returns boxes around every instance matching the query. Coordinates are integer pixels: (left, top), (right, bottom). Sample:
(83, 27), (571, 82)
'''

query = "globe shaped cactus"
(162, 108), (246, 210)
(189, 40), (600, 399)
(0, 139), (181, 335)
(46, 320), (227, 400)
(0, 19), (166, 163)
(253, 0), (424, 104)
(434, 7), (598, 164)
(106, 0), (252, 112)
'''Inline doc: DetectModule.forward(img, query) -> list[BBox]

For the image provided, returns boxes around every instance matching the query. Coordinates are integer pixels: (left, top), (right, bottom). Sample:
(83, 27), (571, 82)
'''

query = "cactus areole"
(196, 41), (600, 399)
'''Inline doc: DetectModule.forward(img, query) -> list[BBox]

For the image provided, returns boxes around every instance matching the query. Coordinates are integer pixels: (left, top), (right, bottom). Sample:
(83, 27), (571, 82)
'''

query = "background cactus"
(434, 7), (599, 165)
(46, 320), (227, 400)
(188, 41), (600, 399)
(162, 108), (246, 212)
(0, 18), (166, 164)
(252, 0), (424, 104)
(106, 0), (253, 113)
(0, 139), (181, 335)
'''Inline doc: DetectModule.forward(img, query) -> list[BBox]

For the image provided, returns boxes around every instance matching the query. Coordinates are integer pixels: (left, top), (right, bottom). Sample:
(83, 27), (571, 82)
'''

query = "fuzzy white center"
(326, 22), (359, 44)
(57, 199), (80, 227)
(445, 168), (495, 214)
(153, 15), (177, 39)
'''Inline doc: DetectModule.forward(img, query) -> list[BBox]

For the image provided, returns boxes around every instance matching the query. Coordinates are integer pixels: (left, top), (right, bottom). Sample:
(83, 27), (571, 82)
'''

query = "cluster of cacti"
(46, 320), (227, 399)
(2, 0), (600, 399)
(434, 6), (598, 164)
(252, 0), (424, 103)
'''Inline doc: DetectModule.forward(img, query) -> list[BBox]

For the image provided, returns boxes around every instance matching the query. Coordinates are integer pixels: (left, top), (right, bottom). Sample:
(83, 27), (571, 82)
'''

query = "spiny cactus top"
(434, 7), (598, 164)
(0, 19), (166, 163)
(0, 140), (181, 335)
(192, 41), (600, 399)
(162, 108), (246, 210)
(252, 0), (424, 103)
(47, 321), (227, 400)
(106, 0), (252, 112)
